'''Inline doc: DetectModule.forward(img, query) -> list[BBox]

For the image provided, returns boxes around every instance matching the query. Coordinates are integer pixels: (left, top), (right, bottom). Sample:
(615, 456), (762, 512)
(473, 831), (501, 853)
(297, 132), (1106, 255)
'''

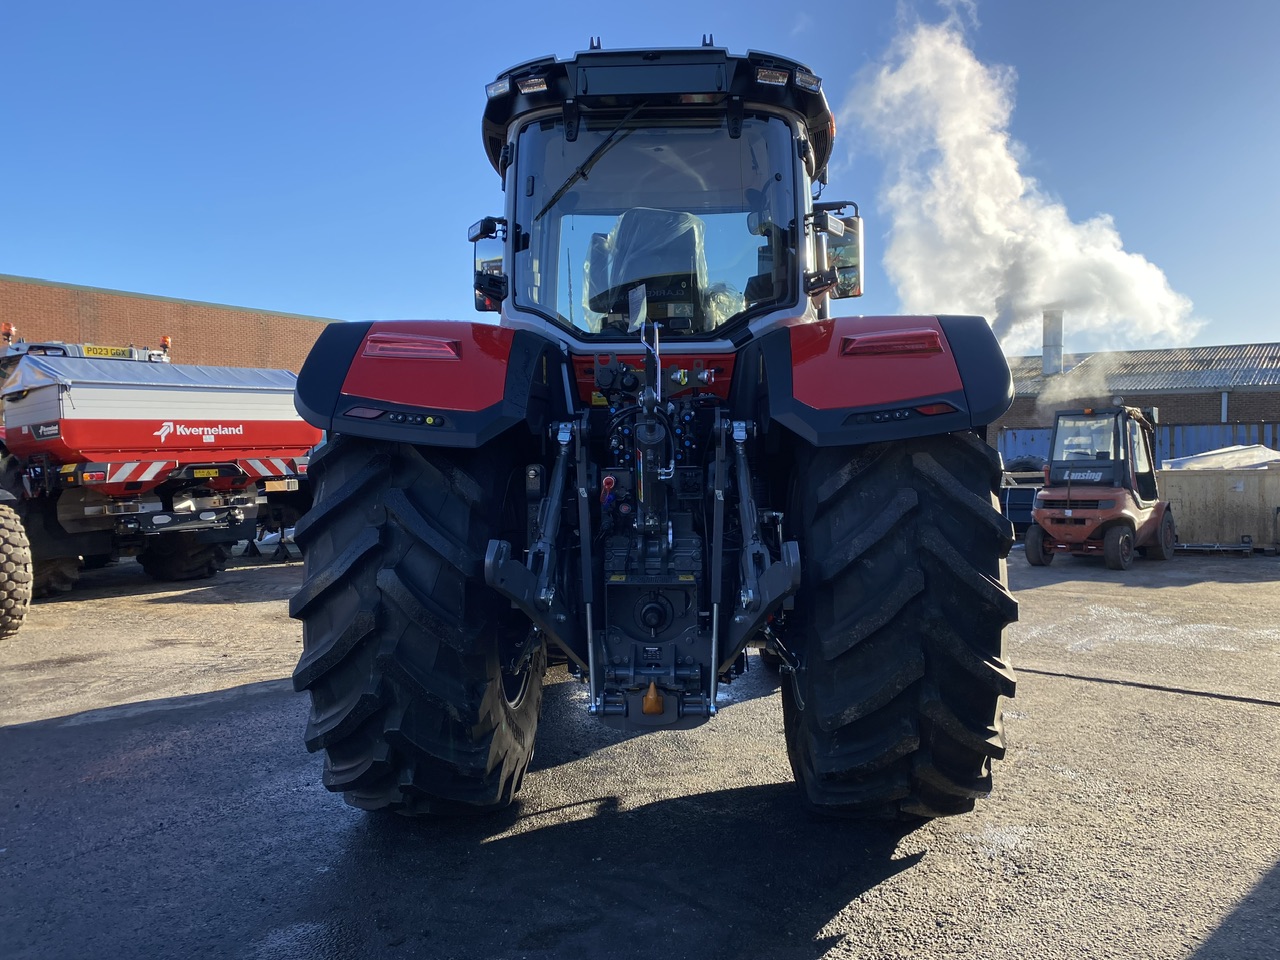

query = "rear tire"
(1103, 525), (1135, 570)
(0, 504), (32, 638)
(1024, 523), (1054, 566)
(1147, 511), (1176, 561)
(290, 434), (544, 815)
(138, 533), (231, 581)
(782, 431), (1017, 820)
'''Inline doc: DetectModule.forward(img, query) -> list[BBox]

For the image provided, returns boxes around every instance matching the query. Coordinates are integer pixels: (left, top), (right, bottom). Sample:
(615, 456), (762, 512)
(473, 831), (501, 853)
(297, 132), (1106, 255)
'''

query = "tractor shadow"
(312, 782), (922, 960)
(290, 663), (899, 959)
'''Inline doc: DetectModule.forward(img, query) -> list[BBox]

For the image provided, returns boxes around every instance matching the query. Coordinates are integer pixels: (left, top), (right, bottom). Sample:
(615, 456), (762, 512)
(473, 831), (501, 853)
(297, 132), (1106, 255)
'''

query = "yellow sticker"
(678, 574), (695, 582)
(83, 345), (132, 359)
(591, 391), (609, 407)
(61, 464), (76, 473)
(193, 468), (219, 478)
(609, 574), (627, 581)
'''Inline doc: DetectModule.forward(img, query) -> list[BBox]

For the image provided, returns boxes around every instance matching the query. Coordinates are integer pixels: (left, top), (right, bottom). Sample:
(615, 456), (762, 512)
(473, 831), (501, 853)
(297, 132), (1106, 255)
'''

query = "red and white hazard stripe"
(239, 458), (301, 478)
(104, 461), (176, 483)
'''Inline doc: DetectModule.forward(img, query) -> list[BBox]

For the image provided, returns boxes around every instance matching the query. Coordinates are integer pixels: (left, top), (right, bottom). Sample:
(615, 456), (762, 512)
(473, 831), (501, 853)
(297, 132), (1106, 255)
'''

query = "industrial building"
(992, 311), (1280, 463)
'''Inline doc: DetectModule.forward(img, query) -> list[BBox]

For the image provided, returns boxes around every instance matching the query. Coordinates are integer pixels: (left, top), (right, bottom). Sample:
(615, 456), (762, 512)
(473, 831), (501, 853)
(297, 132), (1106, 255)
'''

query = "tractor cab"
(469, 42), (863, 344)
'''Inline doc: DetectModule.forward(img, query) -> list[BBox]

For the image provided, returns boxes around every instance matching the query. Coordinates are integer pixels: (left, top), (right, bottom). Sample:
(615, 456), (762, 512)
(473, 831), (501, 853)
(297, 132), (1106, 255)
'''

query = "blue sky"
(2, 1), (1277, 355)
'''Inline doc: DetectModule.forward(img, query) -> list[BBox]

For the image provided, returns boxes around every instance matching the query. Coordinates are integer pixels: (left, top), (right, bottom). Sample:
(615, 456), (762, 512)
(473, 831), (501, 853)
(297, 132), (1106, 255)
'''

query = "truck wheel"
(1024, 523), (1054, 566)
(0, 504), (32, 638)
(1103, 525), (1135, 570)
(138, 533), (231, 581)
(290, 434), (544, 815)
(1147, 511), (1176, 561)
(783, 431), (1017, 820)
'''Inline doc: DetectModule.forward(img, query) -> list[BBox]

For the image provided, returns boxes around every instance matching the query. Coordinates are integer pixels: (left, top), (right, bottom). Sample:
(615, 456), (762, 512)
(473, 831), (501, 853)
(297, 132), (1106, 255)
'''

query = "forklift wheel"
(1025, 524), (1054, 566)
(1103, 525), (1135, 570)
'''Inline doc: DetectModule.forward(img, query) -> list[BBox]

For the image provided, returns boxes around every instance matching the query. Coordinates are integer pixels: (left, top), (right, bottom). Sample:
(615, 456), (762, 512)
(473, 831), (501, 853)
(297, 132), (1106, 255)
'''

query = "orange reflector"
(363, 333), (461, 360)
(914, 402), (957, 416)
(841, 329), (943, 357)
(642, 681), (664, 715)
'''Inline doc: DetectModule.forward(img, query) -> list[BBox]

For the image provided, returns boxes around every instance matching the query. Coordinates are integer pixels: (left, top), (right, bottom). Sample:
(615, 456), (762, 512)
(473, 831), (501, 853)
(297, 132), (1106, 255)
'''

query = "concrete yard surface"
(0, 552), (1277, 959)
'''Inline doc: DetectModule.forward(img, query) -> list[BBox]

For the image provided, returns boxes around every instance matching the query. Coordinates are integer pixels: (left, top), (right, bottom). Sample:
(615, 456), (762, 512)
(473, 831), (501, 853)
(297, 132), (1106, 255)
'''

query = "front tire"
(290, 434), (544, 815)
(782, 432), (1018, 820)
(1103, 525), (1135, 570)
(1024, 523), (1054, 566)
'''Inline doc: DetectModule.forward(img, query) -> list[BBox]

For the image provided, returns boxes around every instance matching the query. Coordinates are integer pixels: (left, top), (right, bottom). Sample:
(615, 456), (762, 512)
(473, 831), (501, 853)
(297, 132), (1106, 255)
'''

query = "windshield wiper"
(535, 102), (646, 221)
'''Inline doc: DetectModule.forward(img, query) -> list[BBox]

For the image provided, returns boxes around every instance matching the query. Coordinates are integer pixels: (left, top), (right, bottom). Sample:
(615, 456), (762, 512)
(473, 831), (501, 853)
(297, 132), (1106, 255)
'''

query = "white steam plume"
(842, 15), (1201, 354)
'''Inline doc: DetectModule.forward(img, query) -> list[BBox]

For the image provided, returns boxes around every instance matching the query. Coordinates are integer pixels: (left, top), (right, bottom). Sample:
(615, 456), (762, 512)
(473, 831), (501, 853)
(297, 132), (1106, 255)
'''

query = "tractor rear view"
(1025, 406), (1175, 569)
(290, 41), (1019, 820)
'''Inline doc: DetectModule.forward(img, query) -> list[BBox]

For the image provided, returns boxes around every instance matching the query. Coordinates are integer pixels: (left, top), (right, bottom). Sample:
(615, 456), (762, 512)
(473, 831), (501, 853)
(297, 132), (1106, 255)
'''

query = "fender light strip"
(362, 332), (462, 360)
(841, 329), (943, 357)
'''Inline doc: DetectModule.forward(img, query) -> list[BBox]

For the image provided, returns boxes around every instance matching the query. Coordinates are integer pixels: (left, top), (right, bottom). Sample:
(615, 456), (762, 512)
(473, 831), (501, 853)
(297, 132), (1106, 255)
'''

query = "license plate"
(83, 344), (133, 359)
(193, 468), (220, 478)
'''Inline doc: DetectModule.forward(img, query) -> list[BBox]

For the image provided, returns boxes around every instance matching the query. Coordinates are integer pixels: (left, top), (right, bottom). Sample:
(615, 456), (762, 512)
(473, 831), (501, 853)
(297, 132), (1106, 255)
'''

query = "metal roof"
(1009, 343), (1280, 397)
(2, 355), (298, 397)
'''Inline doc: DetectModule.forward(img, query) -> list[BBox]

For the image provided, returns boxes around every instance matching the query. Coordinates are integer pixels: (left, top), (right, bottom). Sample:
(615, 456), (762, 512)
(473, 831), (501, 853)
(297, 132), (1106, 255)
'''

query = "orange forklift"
(1025, 406), (1176, 570)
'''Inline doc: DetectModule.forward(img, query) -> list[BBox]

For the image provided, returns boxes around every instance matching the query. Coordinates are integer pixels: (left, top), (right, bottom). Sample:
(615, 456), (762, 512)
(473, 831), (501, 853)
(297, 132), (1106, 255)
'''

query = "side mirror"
(827, 215), (863, 299)
(470, 216), (507, 312)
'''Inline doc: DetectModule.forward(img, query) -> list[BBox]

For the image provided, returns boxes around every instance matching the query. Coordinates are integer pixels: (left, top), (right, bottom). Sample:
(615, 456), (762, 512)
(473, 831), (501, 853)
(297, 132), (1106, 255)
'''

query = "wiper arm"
(535, 102), (646, 221)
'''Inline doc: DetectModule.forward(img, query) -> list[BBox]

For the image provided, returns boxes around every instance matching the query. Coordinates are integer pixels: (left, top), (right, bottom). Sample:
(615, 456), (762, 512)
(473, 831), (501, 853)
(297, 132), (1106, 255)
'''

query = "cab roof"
(481, 44), (835, 179)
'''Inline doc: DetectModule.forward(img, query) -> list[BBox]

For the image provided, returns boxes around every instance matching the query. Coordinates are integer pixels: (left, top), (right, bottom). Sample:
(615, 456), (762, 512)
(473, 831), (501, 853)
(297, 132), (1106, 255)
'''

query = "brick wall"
(0, 275), (335, 371)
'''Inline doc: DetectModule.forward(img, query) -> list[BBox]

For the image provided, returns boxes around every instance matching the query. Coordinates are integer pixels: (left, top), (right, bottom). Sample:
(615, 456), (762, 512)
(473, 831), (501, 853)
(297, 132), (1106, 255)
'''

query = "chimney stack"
(1042, 309), (1064, 376)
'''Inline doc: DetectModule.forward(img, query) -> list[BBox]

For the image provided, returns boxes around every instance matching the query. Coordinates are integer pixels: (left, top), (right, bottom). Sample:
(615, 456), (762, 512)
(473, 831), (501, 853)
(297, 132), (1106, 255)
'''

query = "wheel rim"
(500, 629), (536, 706)
(496, 465), (536, 709)
(1121, 534), (1134, 564)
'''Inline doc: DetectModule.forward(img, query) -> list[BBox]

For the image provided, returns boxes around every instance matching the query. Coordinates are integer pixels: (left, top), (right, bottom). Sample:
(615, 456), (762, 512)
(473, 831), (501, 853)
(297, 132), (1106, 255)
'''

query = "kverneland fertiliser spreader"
(289, 41), (1019, 820)
(0, 331), (320, 602)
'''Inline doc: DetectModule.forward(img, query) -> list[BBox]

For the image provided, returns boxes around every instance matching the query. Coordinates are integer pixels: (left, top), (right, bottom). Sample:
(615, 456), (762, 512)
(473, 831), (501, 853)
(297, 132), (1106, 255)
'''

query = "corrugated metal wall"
(999, 423), (1280, 465)
(1157, 423), (1280, 462)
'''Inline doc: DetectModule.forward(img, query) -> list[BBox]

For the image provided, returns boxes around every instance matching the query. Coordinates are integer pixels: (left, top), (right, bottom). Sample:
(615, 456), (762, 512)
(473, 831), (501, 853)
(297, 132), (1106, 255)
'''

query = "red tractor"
(290, 42), (1018, 820)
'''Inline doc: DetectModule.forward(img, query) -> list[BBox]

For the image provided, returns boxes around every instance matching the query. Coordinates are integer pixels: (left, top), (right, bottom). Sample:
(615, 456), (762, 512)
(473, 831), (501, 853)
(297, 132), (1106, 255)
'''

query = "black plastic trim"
(936, 315), (1015, 427)
(293, 321), (374, 431)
